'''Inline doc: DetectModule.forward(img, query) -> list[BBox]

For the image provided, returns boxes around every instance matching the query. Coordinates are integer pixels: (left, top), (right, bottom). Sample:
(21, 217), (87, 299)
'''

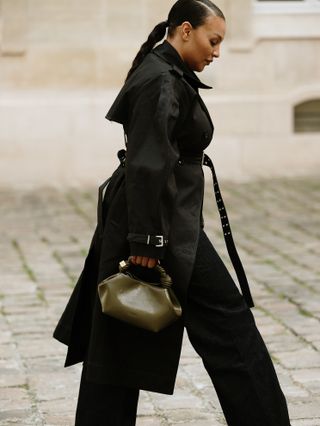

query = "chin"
(197, 64), (206, 72)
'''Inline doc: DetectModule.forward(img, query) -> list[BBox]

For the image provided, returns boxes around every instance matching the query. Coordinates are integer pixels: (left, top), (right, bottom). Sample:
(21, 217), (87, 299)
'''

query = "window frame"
(252, 0), (320, 40)
(254, 0), (320, 14)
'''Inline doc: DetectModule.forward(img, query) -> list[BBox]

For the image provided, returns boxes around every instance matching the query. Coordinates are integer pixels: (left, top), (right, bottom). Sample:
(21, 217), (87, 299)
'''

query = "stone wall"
(0, 0), (176, 88)
(0, 0), (319, 187)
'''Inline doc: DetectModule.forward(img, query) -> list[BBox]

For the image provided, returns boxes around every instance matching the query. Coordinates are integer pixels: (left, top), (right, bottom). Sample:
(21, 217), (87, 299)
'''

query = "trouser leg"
(75, 363), (139, 426)
(184, 229), (291, 426)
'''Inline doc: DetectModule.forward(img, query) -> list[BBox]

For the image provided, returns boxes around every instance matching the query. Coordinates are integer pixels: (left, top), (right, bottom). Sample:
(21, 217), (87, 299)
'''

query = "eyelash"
(210, 40), (218, 47)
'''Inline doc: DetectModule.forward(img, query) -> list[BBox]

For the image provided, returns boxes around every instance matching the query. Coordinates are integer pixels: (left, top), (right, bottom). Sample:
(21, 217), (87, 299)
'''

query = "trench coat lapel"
(153, 41), (214, 133)
(196, 93), (214, 134)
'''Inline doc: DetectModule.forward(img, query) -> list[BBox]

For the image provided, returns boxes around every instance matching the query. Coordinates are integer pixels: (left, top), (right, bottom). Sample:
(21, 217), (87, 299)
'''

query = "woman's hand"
(129, 256), (159, 268)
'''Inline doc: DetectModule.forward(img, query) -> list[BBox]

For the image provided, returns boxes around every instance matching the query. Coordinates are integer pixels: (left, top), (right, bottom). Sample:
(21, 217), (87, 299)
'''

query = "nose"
(213, 45), (220, 58)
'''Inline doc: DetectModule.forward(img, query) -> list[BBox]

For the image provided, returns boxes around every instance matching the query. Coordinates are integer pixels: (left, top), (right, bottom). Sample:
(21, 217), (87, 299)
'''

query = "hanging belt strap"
(97, 149), (126, 238)
(202, 153), (254, 308)
(97, 176), (111, 238)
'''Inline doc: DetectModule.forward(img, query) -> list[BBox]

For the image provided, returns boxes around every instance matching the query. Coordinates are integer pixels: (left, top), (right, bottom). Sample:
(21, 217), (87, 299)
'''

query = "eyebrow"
(212, 33), (223, 42)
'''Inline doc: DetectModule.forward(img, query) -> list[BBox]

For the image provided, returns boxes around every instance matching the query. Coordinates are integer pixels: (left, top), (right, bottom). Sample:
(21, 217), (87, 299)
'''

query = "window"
(294, 100), (320, 133)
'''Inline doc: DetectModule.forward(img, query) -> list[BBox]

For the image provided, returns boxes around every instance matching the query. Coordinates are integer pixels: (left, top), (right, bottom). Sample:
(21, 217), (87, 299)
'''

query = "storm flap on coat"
(53, 40), (215, 395)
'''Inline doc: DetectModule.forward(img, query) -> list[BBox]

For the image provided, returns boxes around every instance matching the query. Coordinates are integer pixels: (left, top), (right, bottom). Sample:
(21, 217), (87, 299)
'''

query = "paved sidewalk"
(1, 174), (320, 425)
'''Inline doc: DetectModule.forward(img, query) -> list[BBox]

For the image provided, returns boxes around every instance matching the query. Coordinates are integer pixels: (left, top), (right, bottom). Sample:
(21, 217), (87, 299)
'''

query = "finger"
(129, 256), (136, 265)
(141, 256), (148, 267)
(135, 256), (142, 265)
(147, 258), (157, 268)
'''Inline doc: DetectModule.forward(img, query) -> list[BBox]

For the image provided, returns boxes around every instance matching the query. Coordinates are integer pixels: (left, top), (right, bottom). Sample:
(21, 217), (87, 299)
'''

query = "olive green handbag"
(97, 259), (182, 332)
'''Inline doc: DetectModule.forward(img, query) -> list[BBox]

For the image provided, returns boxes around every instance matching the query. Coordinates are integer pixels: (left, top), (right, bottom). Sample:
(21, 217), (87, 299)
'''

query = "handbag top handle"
(119, 260), (172, 288)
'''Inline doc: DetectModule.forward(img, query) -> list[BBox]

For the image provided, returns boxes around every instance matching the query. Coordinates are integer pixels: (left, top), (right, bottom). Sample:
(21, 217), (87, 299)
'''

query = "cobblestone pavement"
(1, 174), (320, 426)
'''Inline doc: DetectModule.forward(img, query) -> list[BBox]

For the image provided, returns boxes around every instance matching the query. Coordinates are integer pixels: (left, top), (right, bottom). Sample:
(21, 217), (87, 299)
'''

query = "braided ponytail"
(125, 21), (168, 82)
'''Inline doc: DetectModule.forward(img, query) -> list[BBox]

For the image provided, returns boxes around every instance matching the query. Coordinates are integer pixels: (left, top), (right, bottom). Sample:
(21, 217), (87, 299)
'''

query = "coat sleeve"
(125, 72), (183, 259)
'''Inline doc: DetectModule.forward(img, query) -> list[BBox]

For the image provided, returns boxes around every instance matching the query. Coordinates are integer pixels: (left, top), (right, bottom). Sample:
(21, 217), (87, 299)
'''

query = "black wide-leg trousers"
(75, 229), (291, 426)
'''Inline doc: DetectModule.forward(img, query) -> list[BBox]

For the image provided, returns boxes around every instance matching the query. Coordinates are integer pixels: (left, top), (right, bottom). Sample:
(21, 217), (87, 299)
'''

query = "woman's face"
(182, 15), (226, 72)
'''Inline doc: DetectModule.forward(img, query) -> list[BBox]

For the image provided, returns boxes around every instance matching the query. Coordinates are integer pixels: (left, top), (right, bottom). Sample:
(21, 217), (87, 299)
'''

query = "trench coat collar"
(152, 40), (213, 91)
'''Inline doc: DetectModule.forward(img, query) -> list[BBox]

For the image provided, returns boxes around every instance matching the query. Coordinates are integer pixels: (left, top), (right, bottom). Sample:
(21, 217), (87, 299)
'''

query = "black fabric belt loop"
(178, 154), (203, 165)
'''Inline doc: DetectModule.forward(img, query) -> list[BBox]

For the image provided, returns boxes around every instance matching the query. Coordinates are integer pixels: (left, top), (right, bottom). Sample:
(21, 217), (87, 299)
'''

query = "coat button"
(203, 132), (210, 141)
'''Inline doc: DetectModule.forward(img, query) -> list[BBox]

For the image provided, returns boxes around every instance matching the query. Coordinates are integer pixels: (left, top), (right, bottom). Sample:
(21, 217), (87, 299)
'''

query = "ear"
(180, 21), (193, 41)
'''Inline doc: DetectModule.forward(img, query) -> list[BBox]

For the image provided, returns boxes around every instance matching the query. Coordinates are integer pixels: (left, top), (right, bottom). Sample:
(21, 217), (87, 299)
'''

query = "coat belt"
(177, 152), (254, 307)
(98, 149), (254, 308)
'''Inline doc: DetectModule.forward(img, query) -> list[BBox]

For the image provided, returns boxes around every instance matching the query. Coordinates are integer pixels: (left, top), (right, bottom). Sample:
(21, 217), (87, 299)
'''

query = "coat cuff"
(129, 242), (166, 260)
(127, 233), (168, 247)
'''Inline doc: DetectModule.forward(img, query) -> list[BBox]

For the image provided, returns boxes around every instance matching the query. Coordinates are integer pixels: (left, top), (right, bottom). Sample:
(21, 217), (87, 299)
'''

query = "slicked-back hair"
(125, 0), (225, 82)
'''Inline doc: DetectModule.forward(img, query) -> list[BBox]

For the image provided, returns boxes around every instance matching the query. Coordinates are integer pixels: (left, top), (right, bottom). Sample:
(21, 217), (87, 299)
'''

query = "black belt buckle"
(155, 235), (164, 247)
(147, 235), (164, 247)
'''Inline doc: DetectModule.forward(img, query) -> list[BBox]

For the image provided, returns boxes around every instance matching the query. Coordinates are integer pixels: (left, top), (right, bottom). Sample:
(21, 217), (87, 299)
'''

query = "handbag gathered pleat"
(97, 259), (182, 332)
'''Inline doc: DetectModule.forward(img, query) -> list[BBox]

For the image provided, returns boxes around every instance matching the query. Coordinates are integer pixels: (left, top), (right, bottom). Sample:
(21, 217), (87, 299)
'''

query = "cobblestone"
(0, 173), (320, 425)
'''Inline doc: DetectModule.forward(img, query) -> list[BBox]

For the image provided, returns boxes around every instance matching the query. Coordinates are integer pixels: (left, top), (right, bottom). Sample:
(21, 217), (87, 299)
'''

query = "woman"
(53, 1), (292, 425)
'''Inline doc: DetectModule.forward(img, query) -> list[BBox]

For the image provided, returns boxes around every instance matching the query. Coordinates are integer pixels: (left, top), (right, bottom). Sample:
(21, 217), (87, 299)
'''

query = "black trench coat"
(53, 40), (215, 395)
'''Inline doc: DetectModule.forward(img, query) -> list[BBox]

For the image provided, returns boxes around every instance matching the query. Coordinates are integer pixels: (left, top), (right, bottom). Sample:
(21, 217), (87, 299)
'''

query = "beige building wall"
(0, 0), (319, 187)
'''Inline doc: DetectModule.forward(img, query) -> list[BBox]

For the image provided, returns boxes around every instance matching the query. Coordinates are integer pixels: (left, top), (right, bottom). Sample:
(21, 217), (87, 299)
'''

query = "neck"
(165, 37), (186, 64)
